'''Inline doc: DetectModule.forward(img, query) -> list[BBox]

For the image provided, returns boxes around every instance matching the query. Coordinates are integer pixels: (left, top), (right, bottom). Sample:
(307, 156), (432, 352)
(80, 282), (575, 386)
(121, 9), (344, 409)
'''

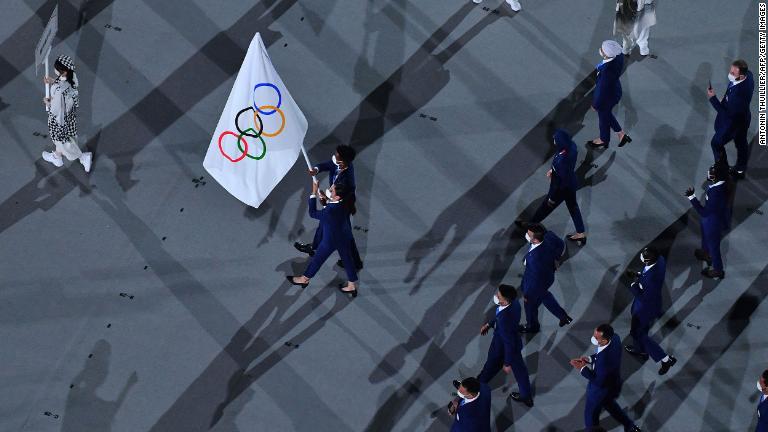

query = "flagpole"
(300, 143), (318, 184)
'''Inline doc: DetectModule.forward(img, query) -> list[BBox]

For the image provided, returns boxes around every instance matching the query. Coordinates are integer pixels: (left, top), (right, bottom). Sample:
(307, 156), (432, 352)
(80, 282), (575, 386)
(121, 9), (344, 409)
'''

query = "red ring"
(218, 130), (248, 162)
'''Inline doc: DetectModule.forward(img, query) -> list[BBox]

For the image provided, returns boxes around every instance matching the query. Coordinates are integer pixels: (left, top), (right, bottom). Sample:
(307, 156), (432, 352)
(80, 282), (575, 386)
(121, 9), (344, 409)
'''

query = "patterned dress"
(47, 78), (79, 142)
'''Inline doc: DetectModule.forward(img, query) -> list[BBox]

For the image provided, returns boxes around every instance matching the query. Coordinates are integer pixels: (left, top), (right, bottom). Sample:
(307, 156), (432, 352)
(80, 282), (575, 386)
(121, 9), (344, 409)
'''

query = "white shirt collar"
(731, 77), (745, 87)
(496, 303), (510, 313)
(709, 181), (725, 188)
(529, 242), (542, 252)
(601, 56), (616, 64)
(462, 393), (480, 405)
(596, 339), (611, 354)
(643, 262), (656, 272)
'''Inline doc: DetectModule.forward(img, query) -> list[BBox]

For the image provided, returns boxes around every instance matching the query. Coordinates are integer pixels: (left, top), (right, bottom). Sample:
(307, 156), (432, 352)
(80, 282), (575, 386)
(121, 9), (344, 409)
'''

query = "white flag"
(203, 33), (308, 208)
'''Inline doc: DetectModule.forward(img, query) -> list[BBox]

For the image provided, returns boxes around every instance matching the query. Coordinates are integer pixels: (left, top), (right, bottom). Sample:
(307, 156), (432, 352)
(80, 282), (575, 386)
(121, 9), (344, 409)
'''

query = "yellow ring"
(257, 105), (286, 137)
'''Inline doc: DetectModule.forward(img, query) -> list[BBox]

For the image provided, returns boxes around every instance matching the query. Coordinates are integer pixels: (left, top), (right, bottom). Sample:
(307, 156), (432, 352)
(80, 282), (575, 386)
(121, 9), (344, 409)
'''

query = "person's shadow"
(62, 339), (138, 432)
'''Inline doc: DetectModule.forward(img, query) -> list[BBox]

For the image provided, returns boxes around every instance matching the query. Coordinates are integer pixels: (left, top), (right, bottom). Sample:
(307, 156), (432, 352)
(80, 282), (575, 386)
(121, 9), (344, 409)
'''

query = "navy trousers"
(711, 121), (750, 171)
(701, 227), (723, 272)
(524, 291), (567, 330)
(477, 338), (532, 398)
(312, 224), (363, 268)
(530, 188), (586, 233)
(303, 241), (358, 282)
(629, 316), (667, 362)
(584, 387), (634, 429)
(597, 106), (622, 144)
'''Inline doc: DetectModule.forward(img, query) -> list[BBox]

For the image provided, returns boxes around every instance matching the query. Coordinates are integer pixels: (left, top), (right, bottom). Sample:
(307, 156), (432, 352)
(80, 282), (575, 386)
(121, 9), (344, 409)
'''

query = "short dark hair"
(498, 284), (517, 300)
(336, 145), (356, 163)
(526, 223), (546, 241)
(710, 159), (729, 181)
(461, 377), (481, 394)
(732, 59), (749, 76)
(640, 247), (658, 263)
(762, 369), (768, 382)
(596, 323), (614, 341)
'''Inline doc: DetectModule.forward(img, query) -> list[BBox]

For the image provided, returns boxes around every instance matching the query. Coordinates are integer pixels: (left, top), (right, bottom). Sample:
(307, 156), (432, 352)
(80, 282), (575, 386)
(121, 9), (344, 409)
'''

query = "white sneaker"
(42, 151), (63, 167)
(472, 0), (482, 3)
(79, 152), (92, 173)
(506, 0), (521, 11)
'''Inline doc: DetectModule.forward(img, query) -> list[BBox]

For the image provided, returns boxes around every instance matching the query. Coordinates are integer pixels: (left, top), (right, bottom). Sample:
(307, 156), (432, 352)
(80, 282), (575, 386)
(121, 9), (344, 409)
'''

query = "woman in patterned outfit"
(42, 55), (92, 172)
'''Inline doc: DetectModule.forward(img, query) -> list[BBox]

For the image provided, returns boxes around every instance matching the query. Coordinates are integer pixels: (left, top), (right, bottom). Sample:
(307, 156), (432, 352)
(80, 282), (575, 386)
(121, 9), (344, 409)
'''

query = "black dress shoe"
(518, 324), (540, 334)
(566, 234), (587, 246)
(337, 283), (358, 298)
(626, 426), (642, 432)
(624, 344), (649, 358)
(293, 242), (315, 256)
(730, 167), (745, 180)
(559, 315), (573, 327)
(618, 134), (633, 147)
(587, 140), (608, 149)
(286, 276), (308, 288)
(694, 249), (712, 264)
(701, 268), (725, 279)
(658, 356), (677, 375)
(508, 392), (534, 407)
(337, 259), (364, 270)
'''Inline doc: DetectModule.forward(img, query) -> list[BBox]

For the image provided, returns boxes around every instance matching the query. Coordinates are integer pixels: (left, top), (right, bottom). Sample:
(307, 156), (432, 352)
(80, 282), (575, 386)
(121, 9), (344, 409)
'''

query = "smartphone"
(708, 80), (712, 90)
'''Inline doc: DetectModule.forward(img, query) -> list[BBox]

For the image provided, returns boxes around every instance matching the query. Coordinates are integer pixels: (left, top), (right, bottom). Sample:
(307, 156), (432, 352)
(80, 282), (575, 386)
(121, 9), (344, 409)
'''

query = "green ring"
(237, 128), (266, 160)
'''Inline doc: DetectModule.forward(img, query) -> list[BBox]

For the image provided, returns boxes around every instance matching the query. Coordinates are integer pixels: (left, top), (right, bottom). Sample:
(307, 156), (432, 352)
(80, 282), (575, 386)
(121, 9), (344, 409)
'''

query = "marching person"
(685, 160), (731, 279)
(708, 59), (754, 179)
(524, 129), (587, 246)
(587, 41), (632, 149)
(518, 223), (573, 334)
(614, 0), (657, 56)
(623, 247), (677, 374)
(570, 324), (642, 432)
(756, 370), (768, 432)
(447, 377), (491, 432)
(41, 55), (92, 172)
(476, 284), (533, 407)
(288, 180), (359, 297)
(294, 145), (363, 269)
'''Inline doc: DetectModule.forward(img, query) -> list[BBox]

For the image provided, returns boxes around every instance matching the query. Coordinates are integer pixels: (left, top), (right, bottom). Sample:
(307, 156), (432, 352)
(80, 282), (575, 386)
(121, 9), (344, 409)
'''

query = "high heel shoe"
(338, 283), (358, 298)
(566, 234), (587, 246)
(286, 276), (309, 288)
(586, 140), (608, 149)
(618, 134), (632, 147)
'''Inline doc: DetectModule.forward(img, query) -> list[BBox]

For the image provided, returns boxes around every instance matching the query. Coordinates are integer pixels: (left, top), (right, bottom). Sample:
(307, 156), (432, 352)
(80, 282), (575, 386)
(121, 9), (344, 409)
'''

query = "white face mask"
(639, 254), (646, 265)
(591, 336), (600, 346)
(493, 295), (501, 306)
(457, 390), (471, 400)
(525, 233), (533, 243)
(332, 154), (341, 167)
(324, 189), (333, 200)
(758, 380), (764, 392)
(728, 73), (738, 83)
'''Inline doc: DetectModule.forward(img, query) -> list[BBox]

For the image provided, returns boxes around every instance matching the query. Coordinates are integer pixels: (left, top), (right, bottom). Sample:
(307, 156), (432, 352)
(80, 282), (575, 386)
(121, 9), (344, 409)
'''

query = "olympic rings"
(236, 128), (267, 160)
(257, 105), (285, 137)
(252, 83), (281, 115)
(218, 130), (248, 162)
(235, 107), (263, 138)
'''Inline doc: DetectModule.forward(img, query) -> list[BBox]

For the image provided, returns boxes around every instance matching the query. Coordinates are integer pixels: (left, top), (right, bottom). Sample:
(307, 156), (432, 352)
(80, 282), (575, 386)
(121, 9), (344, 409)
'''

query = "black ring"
(235, 106), (263, 138)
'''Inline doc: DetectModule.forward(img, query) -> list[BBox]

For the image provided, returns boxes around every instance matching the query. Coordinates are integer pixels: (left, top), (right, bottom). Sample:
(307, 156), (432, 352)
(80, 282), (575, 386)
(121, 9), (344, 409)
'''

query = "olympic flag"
(203, 33), (308, 208)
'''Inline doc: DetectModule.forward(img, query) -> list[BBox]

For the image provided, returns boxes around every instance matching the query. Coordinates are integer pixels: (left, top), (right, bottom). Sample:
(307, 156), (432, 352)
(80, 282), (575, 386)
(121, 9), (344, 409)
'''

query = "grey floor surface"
(1, 1), (766, 431)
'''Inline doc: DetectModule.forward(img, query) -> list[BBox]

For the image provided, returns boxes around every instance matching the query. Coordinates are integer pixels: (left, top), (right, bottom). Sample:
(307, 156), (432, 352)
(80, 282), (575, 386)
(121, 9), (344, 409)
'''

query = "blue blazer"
(522, 232), (564, 299)
(488, 300), (524, 365)
(690, 182), (731, 235)
(593, 54), (624, 110)
(316, 160), (356, 191)
(629, 256), (666, 324)
(450, 383), (492, 432)
(549, 129), (579, 194)
(757, 395), (768, 432)
(308, 197), (353, 248)
(581, 334), (623, 398)
(710, 71), (754, 134)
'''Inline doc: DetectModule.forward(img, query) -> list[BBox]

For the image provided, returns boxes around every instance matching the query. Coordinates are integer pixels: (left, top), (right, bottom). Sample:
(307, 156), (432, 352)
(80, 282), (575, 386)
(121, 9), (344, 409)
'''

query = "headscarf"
(601, 40), (623, 58)
(553, 129), (577, 155)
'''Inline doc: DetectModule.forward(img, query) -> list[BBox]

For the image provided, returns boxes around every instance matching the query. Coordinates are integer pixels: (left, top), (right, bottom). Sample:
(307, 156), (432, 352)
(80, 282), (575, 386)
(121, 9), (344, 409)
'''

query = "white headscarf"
(601, 40), (623, 58)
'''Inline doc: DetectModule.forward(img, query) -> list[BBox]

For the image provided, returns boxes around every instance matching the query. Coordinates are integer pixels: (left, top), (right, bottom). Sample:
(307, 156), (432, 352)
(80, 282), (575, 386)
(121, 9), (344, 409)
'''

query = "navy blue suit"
(581, 334), (635, 429)
(311, 160), (362, 268)
(710, 71), (754, 171)
(450, 383), (491, 432)
(303, 197), (358, 282)
(593, 54), (625, 145)
(477, 300), (532, 398)
(689, 182), (730, 272)
(521, 232), (567, 330)
(756, 394), (768, 432)
(628, 256), (668, 362)
(530, 129), (585, 233)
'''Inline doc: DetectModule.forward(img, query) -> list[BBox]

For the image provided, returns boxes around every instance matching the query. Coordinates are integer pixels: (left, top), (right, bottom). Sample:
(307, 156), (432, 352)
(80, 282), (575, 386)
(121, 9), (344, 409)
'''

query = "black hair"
(526, 223), (546, 242)
(336, 145), (356, 163)
(596, 323), (614, 341)
(709, 159), (729, 182)
(762, 370), (768, 383)
(461, 377), (481, 394)
(53, 59), (77, 87)
(333, 183), (357, 215)
(732, 59), (749, 76)
(640, 247), (658, 263)
(498, 284), (517, 300)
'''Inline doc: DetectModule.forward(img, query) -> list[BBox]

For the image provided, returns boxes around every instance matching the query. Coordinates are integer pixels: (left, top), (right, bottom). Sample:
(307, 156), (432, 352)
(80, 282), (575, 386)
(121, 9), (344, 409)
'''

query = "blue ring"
(252, 83), (281, 115)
